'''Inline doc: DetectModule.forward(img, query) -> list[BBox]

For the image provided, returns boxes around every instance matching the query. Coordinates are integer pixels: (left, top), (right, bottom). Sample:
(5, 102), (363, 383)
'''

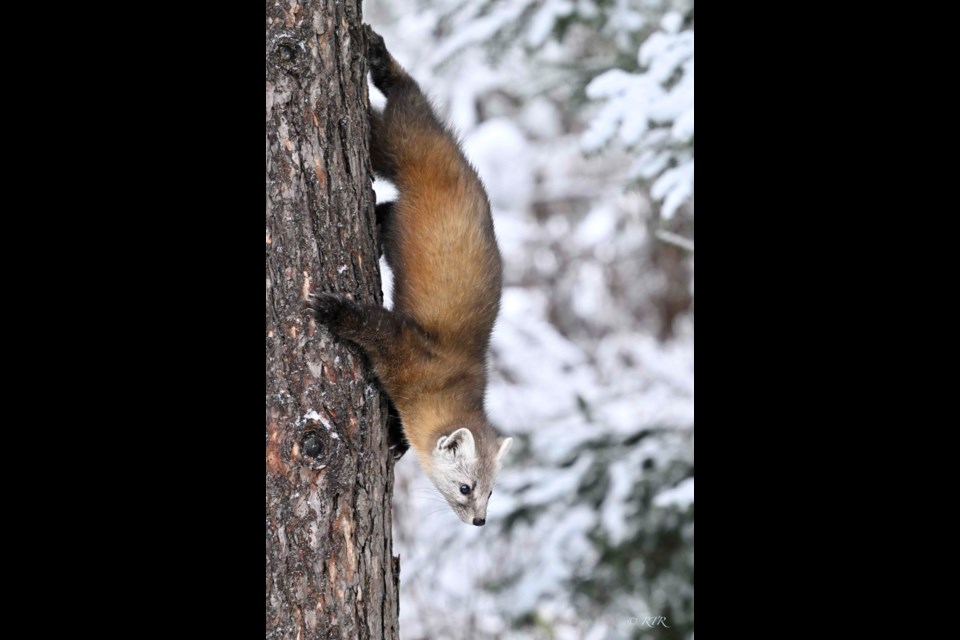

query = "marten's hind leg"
(365, 26), (413, 98)
(365, 26), (444, 137)
(375, 200), (395, 259)
(369, 107), (396, 181)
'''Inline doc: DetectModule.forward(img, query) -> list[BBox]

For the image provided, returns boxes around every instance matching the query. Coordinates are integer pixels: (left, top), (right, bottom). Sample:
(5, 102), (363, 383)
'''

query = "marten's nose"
(473, 518), (486, 526)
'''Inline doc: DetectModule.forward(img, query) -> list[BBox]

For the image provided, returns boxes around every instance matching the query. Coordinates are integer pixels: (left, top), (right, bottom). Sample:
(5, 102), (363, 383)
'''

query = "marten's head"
(427, 426), (512, 526)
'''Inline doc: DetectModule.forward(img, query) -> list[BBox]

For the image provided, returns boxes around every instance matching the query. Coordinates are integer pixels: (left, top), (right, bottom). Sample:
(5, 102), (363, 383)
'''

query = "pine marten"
(307, 26), (513, 527)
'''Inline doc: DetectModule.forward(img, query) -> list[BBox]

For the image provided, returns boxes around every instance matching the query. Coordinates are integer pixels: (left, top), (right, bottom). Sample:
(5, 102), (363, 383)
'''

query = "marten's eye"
(459, 484), (471, 495)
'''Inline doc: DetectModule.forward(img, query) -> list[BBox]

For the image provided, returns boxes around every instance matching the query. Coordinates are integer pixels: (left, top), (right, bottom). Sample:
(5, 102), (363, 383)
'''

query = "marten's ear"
(496, 437), (513, 463)
(436, 428), (476, 459)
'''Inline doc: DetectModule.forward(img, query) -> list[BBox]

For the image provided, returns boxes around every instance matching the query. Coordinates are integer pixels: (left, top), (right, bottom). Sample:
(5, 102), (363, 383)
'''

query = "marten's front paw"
(386, 404), (409, 460)
(305, 293), (348, 327)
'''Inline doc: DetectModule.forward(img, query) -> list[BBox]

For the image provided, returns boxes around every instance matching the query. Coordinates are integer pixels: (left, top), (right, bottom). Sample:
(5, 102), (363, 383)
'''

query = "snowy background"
(367, 1), (693, 638)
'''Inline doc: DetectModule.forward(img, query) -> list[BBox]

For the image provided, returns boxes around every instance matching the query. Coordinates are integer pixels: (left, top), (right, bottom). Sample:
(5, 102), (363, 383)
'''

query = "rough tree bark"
(266, 1), (399, 639)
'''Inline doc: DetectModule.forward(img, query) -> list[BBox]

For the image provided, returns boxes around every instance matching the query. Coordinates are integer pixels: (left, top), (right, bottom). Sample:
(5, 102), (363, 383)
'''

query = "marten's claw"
(305, 292), (347, 325)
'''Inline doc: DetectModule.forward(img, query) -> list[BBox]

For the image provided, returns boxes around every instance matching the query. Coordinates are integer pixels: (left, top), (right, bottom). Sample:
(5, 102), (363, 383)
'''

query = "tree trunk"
(266, 2), (399, 639)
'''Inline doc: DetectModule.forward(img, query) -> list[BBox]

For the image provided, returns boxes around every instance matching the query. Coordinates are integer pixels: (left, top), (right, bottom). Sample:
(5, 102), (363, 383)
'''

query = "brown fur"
(308, 26), (504, 471)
